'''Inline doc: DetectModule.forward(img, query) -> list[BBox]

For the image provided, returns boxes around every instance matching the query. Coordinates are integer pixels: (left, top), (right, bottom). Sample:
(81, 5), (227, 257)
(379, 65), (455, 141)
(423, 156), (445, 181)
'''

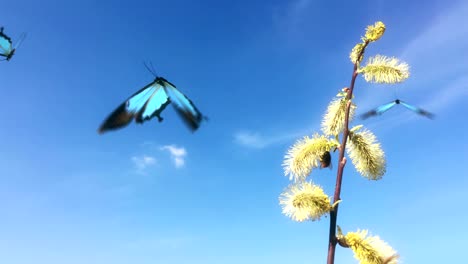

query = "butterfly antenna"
(393, 85), (400, 101)
(143, 61), (159, 77)
(143, 61), (151, 73)
(150, 62), (157, 76)
(143, 61), (157, 77)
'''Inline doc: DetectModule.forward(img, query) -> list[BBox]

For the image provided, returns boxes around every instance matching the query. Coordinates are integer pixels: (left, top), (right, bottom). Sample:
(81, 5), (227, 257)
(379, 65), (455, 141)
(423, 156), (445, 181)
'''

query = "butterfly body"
(98, 76), (205, 134)
(361, 99), (434, 120)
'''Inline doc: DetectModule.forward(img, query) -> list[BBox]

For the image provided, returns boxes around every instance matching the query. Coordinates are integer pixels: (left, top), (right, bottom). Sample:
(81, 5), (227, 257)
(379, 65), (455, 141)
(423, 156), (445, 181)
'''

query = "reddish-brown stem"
(326, 42), (369, 264)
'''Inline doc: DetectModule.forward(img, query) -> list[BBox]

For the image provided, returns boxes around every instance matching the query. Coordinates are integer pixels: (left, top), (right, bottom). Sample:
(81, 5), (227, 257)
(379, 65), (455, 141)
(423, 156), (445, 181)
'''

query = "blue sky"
(1, 0), (467, 263)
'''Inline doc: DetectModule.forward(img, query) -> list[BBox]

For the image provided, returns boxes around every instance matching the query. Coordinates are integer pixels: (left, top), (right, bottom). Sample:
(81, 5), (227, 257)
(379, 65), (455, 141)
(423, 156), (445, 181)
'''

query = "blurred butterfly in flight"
(98, 64), (206, 134)
(0, 27), (26, 61)
(360, 99), (434, 120)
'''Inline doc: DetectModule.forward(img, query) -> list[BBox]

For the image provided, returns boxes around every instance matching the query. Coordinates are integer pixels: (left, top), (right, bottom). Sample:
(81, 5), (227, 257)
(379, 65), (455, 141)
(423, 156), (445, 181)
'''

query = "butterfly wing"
(361, 101), (397, 119)
(135, 84), (171, 123)
(0, 29), (13, 59)
(399, 100), (435, 119)
(98, 81), (170, 134)
(160, 78), (205, 131)
(13, 33), (26, 50)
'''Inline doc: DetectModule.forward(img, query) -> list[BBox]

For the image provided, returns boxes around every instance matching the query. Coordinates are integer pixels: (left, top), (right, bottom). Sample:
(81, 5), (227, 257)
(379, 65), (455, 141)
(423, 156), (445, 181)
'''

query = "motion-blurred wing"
(98, 82), (170, 134)
(361, 101), (397, 119)
(399, 100), (435, 119)
(161, 79), (205, 131)
(13, 33), (26, 50)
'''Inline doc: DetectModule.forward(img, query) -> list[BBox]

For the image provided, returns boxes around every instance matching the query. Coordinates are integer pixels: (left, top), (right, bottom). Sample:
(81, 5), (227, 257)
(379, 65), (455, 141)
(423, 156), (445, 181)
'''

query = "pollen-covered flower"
(283, 134), (333, 181)
(279, 181), (332, 222)
(364, 21), (386, 42)
(347, 128), (386, 180)
(360, 55), (410, 84)
(344, 229), (399, 264)
(322, 98), (356, 136)
(350, 42), (366, 64)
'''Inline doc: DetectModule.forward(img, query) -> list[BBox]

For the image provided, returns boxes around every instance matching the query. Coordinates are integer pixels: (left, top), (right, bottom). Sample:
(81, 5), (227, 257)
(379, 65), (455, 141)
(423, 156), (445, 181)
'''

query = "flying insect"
(98, 66), (206, 134)
(360, 99), (434, 120)
(0, 27), (26, 61)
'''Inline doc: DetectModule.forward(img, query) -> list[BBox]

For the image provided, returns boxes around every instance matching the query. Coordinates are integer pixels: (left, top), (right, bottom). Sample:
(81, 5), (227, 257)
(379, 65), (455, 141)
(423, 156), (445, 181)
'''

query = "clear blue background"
(1, 0), (467, 263)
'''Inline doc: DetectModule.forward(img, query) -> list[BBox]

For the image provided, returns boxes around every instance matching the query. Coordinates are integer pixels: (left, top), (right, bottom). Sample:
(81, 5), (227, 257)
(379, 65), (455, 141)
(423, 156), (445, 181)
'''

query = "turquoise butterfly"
(361, 99), (434, 120)
(98, 71), (206, 134)
(0, 27), (25, 61)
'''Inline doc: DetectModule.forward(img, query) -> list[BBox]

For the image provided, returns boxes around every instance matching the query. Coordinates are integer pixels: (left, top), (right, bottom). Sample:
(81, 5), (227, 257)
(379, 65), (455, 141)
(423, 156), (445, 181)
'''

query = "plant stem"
(326, 42), (368, 264)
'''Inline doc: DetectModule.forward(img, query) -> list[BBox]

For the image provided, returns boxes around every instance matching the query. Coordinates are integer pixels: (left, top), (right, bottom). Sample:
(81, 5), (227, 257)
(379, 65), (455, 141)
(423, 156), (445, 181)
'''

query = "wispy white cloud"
(125, 234), (195, 251)
(423, 75), (468, 113)
(131, 155), (157, 173)
(234, 131), (268, 149)
(234, 129), (310, 149)
(359, 1), (468, 121)
(272, 0), (316, 38)
(400, 2), (468, 64)
(402, 2), (468, 114)
(277, 0), (313, 26)
(161, 145), (187, 168)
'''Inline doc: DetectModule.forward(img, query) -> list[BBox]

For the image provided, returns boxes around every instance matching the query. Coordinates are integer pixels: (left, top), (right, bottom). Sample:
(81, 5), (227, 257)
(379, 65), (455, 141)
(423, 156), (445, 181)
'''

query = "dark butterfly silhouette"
(98, 67), (206, 134)
(0, 27), (26, 61)
(360, 99), (434, 120)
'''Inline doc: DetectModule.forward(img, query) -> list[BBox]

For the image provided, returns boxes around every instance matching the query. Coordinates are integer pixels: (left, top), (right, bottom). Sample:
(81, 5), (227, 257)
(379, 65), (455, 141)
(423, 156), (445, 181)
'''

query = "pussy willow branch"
(327, 41), (369, 264)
